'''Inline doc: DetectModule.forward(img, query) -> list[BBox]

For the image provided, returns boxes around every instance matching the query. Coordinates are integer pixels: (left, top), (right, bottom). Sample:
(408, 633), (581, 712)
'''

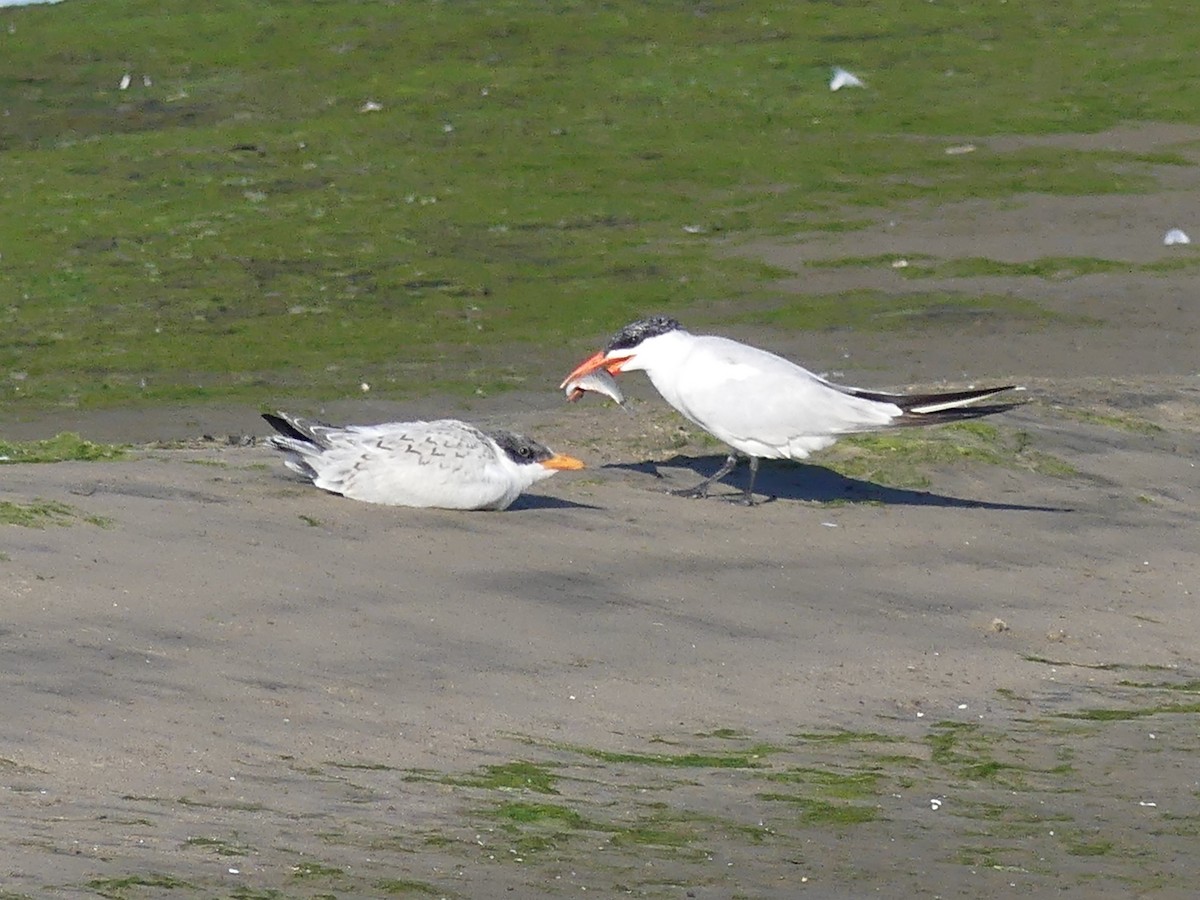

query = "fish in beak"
(562, 368), (626, 406)
(559, 351), (631, 389)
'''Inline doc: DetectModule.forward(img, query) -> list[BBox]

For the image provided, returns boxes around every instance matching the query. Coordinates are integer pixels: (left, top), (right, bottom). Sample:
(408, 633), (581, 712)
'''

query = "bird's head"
(559, 315), (684, 387)
(485, 429), (584, 472)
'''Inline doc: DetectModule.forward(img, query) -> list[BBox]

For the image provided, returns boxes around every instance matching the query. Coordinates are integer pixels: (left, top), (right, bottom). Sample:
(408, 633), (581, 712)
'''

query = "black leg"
(672, 452), (739, 499)
(737, 456), (761, 506)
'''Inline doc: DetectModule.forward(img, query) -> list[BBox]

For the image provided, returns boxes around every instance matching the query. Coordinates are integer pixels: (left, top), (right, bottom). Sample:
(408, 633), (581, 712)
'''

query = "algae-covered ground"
(3, 0), (1200, 411)
(55, 701), (1200, 898)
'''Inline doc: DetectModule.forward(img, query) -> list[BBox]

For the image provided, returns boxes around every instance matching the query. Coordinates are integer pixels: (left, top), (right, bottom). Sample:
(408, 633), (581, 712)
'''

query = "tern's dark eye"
(519, 446), (532, 458)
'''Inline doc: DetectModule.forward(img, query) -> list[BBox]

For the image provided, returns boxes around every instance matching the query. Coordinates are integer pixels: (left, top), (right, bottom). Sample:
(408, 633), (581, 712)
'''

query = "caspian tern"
(561, 316), (1017, 504)
(263, 412), (584, 511)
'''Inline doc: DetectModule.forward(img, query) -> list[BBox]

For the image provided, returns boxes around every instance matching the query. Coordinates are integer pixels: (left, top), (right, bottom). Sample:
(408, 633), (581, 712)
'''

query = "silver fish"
(564, 368), (626, 407)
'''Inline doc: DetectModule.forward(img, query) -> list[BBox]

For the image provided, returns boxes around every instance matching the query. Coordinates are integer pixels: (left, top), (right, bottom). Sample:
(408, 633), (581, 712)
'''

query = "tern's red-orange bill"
(559, 351), (630, 388)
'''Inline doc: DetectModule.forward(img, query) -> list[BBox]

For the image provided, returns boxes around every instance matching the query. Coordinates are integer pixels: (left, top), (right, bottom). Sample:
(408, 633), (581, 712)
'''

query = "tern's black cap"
(605, 315), (683, 352)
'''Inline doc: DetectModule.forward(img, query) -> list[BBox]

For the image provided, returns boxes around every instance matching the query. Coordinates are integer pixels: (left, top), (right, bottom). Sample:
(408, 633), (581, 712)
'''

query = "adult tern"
(561, 316), (1017, 504)
(263, 412), (583, 511)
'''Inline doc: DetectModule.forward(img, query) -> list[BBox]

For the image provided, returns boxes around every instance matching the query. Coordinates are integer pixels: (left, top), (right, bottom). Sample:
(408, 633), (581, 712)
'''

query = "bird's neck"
(628, 332), (694, 409)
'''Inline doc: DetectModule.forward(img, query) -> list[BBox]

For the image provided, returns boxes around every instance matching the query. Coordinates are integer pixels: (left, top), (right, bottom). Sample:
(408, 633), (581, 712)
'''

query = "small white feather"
(829, 67), (865, 91)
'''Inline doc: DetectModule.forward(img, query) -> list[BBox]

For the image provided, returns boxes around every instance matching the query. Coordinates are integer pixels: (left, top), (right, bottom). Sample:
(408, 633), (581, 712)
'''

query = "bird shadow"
(606, 455), (1072, 512)
(509, 494), (602, 512)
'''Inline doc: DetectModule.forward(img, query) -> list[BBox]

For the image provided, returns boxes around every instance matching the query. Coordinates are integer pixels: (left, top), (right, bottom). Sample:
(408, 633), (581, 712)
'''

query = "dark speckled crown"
(604, 316), (683, 352)
(485, 429), (553, 465)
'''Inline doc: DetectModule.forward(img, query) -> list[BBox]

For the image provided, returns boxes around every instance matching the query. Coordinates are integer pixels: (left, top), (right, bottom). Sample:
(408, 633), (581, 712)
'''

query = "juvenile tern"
(263, 412), (583, 511)
(561, 316), (1017, 504)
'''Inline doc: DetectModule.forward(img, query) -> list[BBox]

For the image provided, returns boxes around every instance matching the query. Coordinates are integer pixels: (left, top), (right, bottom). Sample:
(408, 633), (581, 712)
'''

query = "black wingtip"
(913, 386), (1017, 413)
(894, 401), (1022, 427)
(262, 411), (311, 443)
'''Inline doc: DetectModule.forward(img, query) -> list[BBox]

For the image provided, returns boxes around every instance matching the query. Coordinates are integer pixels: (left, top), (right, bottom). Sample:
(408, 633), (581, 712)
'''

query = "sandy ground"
(4, 129), (1200, 898)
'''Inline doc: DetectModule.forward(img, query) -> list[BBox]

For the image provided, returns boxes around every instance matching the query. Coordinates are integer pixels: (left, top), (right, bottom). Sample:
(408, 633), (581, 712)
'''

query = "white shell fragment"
(1163, 228), (1191, 246)
(829, 67), (865, 91)
(119, 73), (132, 91)
(564, 369), (626, 407)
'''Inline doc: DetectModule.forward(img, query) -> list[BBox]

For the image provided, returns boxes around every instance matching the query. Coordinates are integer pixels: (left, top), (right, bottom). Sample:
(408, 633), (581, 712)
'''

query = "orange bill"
(540, 453), (585, 471)
(559, 351), (631, 388)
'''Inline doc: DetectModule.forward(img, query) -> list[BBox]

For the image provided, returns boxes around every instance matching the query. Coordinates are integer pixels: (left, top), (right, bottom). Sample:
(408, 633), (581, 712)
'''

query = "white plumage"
(262, 413), (583, 511)
(562, 316), (1015, 504)
(639, 330), (899, 459)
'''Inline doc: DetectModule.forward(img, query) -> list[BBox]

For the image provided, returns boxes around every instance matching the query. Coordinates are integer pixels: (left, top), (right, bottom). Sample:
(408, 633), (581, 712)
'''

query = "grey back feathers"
(605, 315), (683, 352)
(262, 412), (552, 470)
